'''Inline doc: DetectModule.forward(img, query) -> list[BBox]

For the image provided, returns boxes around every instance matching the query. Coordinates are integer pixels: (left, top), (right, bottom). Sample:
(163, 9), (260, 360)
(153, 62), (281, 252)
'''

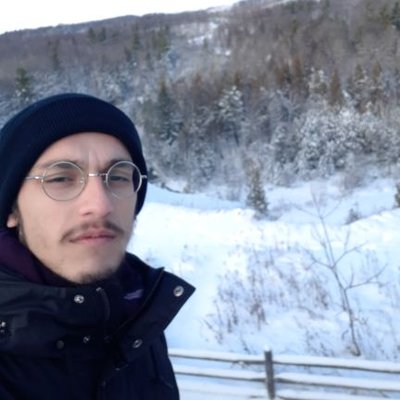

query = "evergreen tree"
(394, 183), (400, 208)
(87, 27), (107, 43)
(246, 161), (268, 217)
(347, 64), (368, 113)
(88, 28), (97, 43)
(308, 68), (328, 101)
(151, 26), (171, 60)
(275, 61), (292, 94)
(48, 39), (61, 71)
(369, 61), (385, 115)
(379, 4), (391, 28)
(217, 85), (244, 146)
(186, 108), (216, 189)
(328, 69), (344, 109)
(131, 26), (142, 51)
(291, 54), (308, 100)
(391, 2), (400, 30)
(98, 27), (107, 42)
(154, 79), (181, 145)
(15, 67), (34, 106)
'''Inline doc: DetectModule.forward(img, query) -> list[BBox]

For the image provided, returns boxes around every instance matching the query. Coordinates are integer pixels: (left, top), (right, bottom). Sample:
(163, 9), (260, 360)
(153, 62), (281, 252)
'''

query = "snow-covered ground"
(127, 175), (400, 397)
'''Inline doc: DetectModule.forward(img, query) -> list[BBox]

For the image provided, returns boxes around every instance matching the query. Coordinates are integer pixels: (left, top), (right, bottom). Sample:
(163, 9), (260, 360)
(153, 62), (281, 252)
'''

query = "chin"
(70, 265), (120, 284)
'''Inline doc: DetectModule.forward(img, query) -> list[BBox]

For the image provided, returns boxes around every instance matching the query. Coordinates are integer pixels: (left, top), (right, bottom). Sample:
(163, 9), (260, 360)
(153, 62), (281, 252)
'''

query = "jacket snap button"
(83, 335), (91, 344)
(0, 321), (7, 336)
(173, 286), (184, 297)
(74, 295), (85, 304)
(56, 340), (65, 350)
(132, 339), (143, 349)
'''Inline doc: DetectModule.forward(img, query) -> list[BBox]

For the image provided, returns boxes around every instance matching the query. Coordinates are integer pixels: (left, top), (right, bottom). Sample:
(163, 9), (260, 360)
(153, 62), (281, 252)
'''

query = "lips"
(70, 229), (117, 244)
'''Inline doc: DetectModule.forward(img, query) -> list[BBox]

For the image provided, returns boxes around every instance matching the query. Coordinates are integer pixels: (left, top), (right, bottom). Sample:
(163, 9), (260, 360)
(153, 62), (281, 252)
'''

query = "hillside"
(1, 0), (400, 205)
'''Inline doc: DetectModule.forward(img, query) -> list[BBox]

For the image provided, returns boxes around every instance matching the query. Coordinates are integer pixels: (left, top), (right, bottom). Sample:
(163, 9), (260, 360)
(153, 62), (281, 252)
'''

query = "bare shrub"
(204, 245), (332, 352)
(204, 194), (390, 358)
(345, 203), (362, 224)
(304, 191), (386, 356)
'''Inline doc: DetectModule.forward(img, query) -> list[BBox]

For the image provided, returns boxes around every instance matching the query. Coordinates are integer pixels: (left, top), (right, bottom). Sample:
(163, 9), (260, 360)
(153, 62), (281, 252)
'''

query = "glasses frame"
(25, 160), (147, 201)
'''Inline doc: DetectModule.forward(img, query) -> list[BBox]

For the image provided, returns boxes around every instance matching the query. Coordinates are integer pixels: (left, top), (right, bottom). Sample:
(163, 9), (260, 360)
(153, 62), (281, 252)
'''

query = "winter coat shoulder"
(0, 252), (195, 400)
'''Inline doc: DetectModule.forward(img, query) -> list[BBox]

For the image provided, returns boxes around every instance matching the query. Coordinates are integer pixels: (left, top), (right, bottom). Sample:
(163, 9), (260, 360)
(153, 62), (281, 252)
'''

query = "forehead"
(34, 132), (131, 166)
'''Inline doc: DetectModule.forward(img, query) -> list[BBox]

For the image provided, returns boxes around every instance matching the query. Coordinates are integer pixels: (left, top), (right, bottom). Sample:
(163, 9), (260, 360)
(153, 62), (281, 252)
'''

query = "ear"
(6, 210), (18, 228)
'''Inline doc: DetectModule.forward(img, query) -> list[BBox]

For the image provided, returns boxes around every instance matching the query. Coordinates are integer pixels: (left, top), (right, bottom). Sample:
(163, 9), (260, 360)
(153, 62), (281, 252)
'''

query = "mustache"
(62, 220), (125, 241)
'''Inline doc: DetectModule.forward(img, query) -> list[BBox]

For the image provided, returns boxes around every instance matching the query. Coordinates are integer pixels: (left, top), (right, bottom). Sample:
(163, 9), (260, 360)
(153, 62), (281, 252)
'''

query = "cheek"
(120, 203), (136, 228)
(17, 191), (65, 243)
(19, 206), (56, 248)
(119, 196), (137, 221)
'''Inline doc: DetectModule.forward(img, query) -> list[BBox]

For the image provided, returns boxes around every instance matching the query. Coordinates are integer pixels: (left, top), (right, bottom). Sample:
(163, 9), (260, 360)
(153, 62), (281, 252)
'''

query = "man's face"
(7, 132), (137, 284)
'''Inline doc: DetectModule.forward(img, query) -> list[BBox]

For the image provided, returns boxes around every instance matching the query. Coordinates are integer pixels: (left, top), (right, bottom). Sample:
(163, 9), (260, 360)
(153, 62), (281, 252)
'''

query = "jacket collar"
(0, 232), (195, 360)
(114, 260), (195, 363)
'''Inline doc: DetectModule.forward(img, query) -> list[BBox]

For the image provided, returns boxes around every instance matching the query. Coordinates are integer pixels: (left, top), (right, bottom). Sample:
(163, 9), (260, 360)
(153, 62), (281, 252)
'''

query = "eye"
(107, 162), (135, 187)
(44, 172), (78, 186)
(108, 171), (132, 185)
(43, 163), (82, 188)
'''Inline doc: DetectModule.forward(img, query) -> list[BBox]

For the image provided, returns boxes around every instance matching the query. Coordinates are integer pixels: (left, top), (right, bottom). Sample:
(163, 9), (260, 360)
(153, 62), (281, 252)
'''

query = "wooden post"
(264, 347), (275, 399)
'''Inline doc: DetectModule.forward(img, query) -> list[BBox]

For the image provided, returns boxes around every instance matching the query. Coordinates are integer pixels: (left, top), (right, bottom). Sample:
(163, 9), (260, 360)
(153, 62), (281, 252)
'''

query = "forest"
(1, 0), (400, 207)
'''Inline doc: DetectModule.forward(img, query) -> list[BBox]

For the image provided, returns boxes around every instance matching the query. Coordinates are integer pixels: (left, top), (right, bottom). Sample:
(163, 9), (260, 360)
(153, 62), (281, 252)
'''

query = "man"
(0, 93), (195, 399)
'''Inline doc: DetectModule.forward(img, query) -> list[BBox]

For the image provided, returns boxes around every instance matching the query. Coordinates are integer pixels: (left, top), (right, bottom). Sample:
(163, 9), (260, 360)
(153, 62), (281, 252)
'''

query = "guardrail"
(169, 347), (400, 399)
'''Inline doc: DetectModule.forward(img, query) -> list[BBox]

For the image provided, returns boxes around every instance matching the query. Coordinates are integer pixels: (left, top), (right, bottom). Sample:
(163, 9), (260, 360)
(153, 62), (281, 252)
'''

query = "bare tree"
(304, 191), (386, 356)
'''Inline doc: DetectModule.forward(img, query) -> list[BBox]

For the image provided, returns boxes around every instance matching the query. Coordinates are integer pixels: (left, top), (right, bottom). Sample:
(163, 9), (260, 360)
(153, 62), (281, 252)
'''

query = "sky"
(0, 0), (240, 34)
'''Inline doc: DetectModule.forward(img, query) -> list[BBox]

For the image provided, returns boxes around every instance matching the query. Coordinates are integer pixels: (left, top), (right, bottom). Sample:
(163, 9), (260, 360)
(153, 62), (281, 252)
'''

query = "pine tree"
(308, 68), (328, 101)
(291, 54), (308, 100)
(394, 183), (400, 208)
(347, 64), (368, 113)
(217, 85), (244, 146)
(154, 79), (180, 145)
(328, 69), (344, 108)
(275, 61), (291, 94)
(186, 109), (216, 189)
(15, 67), (34, 106)
(246, 162), (268, 217)
(369, 61), (385, 115)
(48, 39), (61, 71)
(391, 2), (400, 30)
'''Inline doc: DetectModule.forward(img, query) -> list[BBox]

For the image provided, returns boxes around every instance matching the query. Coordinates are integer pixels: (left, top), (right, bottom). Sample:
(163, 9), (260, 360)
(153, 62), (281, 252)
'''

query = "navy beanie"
(0, 93), (147, 227)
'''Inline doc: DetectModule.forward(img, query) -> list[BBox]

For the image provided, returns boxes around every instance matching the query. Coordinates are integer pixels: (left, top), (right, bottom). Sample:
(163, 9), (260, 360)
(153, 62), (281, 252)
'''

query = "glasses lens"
(106, 161), (142, 198)
(42, 162), (84, 200)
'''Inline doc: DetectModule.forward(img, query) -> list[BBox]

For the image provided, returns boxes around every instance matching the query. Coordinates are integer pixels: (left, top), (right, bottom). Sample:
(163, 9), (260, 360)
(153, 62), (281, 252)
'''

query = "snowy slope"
(127, 177), (400, 396)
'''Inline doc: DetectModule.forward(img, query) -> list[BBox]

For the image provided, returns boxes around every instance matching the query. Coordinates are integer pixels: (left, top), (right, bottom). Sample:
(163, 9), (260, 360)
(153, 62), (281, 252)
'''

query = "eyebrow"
(33, 158), (133, 171)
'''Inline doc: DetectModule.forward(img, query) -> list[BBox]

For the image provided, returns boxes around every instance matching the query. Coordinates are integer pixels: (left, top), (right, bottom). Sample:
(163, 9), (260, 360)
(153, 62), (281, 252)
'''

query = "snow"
(127, 176), (400, 398)
(273, 354), (400, 373)
(277, 389), (383, 400)
(176, 380), (267, 398)
(276, 371), (400, 391)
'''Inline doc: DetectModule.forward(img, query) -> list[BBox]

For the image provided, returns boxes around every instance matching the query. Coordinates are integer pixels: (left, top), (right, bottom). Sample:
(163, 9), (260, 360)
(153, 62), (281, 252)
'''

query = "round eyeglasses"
(25, 160), (147, 201)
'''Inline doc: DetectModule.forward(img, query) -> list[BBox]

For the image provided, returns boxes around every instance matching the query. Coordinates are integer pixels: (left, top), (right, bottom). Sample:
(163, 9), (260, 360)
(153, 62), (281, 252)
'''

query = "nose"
(78, 175), (114, 218)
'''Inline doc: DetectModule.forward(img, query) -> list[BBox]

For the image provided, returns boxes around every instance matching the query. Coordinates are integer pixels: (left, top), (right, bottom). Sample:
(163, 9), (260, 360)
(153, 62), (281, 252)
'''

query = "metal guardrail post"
(264, 347), (275, 399)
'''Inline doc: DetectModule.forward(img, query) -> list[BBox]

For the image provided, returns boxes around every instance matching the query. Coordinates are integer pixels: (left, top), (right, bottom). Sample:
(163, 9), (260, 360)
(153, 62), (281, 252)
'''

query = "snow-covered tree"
(14, 67), (34, 106)
(217, 85), (245, 146)
(245, 160), (268, 217)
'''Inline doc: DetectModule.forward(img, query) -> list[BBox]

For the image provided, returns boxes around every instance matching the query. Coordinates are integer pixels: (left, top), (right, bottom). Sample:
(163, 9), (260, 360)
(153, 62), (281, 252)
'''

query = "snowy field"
(127, 175), (400, 397)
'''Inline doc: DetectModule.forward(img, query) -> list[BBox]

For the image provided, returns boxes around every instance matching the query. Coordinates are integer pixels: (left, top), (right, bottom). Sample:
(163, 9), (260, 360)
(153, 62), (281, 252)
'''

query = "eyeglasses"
(25, 160), (147, 201)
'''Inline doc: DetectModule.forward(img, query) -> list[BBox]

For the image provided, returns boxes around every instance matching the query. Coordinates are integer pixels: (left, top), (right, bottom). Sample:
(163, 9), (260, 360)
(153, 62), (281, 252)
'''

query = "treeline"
(2, 0), (400, 203)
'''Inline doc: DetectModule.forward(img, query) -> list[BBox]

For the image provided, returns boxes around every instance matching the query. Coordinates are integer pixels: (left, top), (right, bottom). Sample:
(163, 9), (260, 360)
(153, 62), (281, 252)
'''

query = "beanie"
(0, 93), (147, 227)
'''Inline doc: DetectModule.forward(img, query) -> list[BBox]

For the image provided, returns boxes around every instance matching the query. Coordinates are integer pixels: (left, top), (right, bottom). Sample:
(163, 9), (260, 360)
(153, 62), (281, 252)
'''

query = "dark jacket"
(0, 249), (195, 400)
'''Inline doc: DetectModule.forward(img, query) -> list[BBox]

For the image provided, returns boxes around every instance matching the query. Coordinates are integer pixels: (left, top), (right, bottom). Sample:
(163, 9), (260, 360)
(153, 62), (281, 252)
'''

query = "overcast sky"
(0, 0), (240, 34)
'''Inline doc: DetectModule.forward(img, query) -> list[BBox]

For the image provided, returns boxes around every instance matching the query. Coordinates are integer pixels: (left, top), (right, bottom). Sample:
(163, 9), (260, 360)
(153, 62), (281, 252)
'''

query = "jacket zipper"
(96, 286), (111, 341)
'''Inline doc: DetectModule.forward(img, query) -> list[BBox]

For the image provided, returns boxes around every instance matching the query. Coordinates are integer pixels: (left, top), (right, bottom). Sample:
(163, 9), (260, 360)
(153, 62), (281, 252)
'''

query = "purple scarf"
(0, 228), (55, 284)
